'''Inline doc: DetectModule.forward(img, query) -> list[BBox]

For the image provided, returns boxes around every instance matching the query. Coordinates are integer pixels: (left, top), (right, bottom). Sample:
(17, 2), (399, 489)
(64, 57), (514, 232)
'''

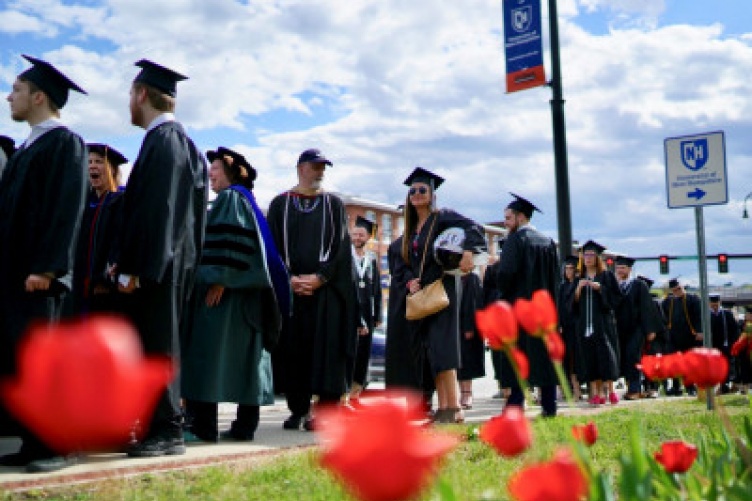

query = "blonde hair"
(577, 251), (605, 276)
(400, 187), (435, 264)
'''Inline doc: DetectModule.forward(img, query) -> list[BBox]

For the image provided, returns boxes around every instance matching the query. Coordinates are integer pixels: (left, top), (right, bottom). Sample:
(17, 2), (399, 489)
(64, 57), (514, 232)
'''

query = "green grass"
(4, 396), (751, 501)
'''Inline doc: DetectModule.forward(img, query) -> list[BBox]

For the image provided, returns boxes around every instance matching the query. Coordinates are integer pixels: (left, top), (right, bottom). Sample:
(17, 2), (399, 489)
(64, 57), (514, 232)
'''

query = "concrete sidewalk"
(0, 389), (667, 493)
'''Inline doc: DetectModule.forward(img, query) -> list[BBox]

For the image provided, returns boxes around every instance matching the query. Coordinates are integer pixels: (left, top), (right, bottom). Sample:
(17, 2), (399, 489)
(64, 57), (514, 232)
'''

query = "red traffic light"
(718, 253), (728, 273)
(659, 255), (669, 274)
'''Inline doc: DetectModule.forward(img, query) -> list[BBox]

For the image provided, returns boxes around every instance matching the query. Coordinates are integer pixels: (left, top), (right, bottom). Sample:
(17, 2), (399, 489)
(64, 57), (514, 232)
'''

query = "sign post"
(664, 131), (728, 411)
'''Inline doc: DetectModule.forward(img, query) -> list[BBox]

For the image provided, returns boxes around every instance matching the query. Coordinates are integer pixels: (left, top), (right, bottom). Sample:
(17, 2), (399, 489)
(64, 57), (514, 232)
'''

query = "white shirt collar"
(146, 112), (175, 133)
(24, 118), (64, 148)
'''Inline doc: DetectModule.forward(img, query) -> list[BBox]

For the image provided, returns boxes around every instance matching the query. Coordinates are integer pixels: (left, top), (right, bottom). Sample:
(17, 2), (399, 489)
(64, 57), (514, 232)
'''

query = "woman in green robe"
(182, 147), (279, 442)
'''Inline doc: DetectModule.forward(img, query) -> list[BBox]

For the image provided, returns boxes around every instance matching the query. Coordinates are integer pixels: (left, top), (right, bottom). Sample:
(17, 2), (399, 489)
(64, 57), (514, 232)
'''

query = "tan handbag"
(405, 215), (449, 321)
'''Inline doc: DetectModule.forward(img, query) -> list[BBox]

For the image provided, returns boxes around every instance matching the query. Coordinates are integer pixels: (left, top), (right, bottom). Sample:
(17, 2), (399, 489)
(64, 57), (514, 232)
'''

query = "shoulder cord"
(667, 296), (696, 335)
(282, 192), (334, 270)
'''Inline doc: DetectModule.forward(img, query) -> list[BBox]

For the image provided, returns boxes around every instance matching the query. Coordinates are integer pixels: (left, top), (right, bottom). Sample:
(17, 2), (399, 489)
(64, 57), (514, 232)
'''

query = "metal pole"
(547, 0), (573, 260)
(694, 206), (714, 410)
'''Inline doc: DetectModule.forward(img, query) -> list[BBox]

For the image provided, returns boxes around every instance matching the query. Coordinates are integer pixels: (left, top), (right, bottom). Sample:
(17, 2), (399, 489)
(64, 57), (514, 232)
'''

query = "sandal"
(460, 390), (473, 409)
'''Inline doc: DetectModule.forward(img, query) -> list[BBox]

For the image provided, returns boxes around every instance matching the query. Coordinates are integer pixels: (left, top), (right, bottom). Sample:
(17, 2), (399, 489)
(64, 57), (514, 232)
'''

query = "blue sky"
(1, 0), (752, 287)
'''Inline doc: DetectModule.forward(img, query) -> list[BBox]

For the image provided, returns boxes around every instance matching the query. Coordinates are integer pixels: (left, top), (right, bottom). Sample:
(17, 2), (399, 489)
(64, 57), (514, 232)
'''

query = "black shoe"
(127, 435), (186, 457)
(184, 426), (219, 443)
(0, 451), (34, 467)
(25, 455), (77, 474)
(220, 428), (255, 441)
(303, 417), (315, 432)
(283, 415), (303, 430)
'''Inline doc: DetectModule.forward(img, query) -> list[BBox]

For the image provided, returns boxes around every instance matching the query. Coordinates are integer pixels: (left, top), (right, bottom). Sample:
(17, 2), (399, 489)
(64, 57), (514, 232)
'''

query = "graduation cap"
(580, 240), (606, 255)
(133, 59), (187, 98)
(0, 136), (15, 160)
(668, 277), (682, 289)
(297, 148), (332, 166)
(206, 146), (256, 182)
(87, 144), (128, 168)
(354, 215), (377, 237)
(506, 192), (541, 219)
(19, 55), (87, 109)
(637, 275), (654, 289)
(709, 293), (721, 303)
(564, 255), (579, 266)
(615, 256), (636, 267)
(403, 167), (444, 190)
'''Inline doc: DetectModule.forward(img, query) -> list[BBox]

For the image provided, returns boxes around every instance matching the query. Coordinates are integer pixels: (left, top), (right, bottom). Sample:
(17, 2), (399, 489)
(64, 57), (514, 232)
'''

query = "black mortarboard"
(580, 240), (606, 255)
(709, 294), (721, 303)
(615, 256), (636, 267)
(19, 55), (87, 109)
(297, 148), (332, 166)
(668, 278), (681, 289)
(506, 192), (541, 219)
(564, 255), (579, 266)
(133, 59), (187, 98)
(355, 215), (377, 236)
(0, 136), (15, 160)
(403, 167), (445, 190)
(206, 146), (257, 182)
(87, 144), (128, 168)
(637, 275), (654, 289)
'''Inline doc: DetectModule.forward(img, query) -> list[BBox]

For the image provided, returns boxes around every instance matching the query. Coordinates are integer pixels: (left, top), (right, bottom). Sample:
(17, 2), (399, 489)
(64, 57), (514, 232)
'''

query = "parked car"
(367, 327), (386, 381)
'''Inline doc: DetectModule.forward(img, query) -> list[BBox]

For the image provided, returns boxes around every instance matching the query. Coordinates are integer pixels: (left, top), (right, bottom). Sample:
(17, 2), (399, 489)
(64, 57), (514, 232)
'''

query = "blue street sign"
(502, 0), (545, 93)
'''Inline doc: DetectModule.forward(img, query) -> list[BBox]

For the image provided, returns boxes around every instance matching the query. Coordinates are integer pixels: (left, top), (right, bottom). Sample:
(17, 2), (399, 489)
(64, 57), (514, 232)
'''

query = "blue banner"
(502, 0), (546, 92)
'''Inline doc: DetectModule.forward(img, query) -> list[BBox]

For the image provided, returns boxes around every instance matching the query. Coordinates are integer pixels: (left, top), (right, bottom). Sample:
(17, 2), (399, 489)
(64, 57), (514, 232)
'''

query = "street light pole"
(547, 0), (573, 261)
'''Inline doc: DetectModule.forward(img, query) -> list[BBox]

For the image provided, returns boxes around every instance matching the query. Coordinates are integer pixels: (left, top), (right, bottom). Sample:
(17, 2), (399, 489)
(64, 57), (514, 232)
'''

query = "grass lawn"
(4, 395), (750, 501)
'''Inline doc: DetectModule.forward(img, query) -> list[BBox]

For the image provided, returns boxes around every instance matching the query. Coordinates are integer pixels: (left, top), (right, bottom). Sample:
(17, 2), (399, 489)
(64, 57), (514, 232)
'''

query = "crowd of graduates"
(0, 53), (749, 480)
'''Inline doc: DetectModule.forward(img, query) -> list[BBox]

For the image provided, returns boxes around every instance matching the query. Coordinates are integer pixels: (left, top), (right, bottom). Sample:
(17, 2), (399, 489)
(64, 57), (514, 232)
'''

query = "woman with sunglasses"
(400, 167), (486, 424)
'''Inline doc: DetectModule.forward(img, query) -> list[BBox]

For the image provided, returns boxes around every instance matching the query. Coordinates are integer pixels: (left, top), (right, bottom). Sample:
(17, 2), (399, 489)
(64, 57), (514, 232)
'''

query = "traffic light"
(718, 253), (728, 273)
(605, 257), (614, 271)
(659, 255), (669, 274)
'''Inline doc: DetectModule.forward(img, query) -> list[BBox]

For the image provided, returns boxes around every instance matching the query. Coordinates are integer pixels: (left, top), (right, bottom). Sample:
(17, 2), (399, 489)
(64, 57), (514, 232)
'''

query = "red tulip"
(0, 316), (174, 454)
(545, 332), (566, 363)
(680, 348), (728, 389)
(731, 335), (752, 357)
(639, 354), (669, 381)
(654, 441), (698, 473)
(509, 347), (529, 380)
(317, 392), (460, 501)
(661, 352), (687, 379)
(508, 448), (588, 501)
(479, 406), (532, 457)
(476, 301), (519, 350)
(514, 290), (558, 338)
(571, 422), (598, 446)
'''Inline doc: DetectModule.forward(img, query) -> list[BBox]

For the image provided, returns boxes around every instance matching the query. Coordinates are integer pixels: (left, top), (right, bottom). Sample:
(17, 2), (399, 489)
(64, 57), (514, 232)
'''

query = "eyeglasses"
(409, 187), (429, 196)
(583, 252), (597, 257)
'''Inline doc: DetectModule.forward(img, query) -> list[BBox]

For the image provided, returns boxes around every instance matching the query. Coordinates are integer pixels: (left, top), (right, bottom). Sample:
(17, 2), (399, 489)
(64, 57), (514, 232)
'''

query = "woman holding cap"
(71, 144), (127, 315)
(572, 240), (621, 405)
(181, 147), (287, 442)
(400, 167), (486, 424)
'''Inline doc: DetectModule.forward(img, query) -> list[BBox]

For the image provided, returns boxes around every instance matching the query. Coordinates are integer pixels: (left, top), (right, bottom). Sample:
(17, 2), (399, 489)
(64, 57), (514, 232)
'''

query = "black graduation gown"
(402, 209), (486, 377)
(458, 272), (486, 380)
(661, 293), (702, 353)
(614, 278), (663, 382)
(558, 279), (578, 378)
(0, 127), (87, 376)
(384, 237), (423, 390)
(644, 298), (668, 355)
(266, 191), (356, 397)
(709, 308), (738, 358)
(116, 121), (207, 430)
(351, 252), (383, 386)
(72, 190), (123, 315)
(497, 225), (559, 387)
(572, 271), (621, 382)
(483, 261), (512, 386)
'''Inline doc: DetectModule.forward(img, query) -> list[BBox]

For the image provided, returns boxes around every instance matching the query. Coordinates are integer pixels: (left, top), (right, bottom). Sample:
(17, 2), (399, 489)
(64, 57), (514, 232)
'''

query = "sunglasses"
(409, 186), (429, 196)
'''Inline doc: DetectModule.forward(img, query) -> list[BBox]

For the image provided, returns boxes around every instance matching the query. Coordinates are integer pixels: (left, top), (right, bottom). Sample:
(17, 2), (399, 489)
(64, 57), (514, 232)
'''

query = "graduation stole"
(229, 185), (292, 319)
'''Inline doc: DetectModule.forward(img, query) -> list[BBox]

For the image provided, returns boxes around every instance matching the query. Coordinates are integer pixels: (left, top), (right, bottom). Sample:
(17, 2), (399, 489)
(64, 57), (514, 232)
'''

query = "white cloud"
(1, 0), (752, 283)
